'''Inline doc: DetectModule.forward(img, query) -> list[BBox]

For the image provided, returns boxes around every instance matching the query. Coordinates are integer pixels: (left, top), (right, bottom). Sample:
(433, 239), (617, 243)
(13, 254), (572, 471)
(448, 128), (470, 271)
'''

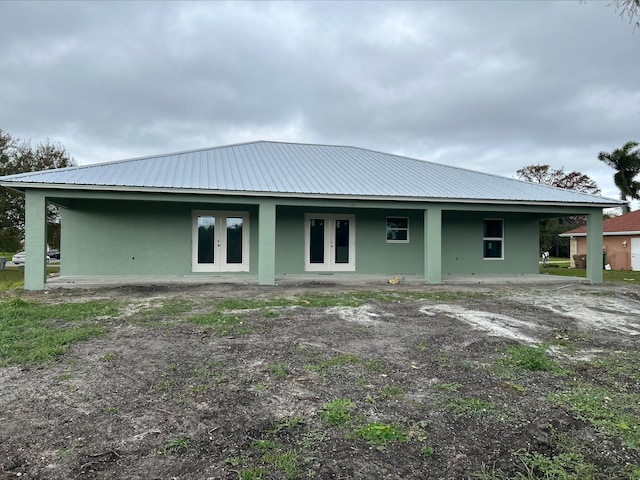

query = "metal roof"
(0, 140), (622, 206)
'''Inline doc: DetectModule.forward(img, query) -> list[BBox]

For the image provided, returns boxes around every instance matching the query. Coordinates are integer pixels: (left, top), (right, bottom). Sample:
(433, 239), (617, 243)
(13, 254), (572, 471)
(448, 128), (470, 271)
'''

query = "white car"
(11, 252), (50, 265)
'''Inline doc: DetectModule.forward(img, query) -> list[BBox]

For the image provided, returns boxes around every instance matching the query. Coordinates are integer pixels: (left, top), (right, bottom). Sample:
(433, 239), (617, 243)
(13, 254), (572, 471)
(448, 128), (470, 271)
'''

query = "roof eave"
(560, 231), (640, 237)
(0, 181), (622, 209)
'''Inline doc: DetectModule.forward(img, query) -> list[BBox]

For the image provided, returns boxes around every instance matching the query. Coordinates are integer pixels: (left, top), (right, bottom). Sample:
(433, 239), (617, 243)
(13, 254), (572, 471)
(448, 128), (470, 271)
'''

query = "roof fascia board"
(1, 181), (620, 210)
(560, 231), (640, 237)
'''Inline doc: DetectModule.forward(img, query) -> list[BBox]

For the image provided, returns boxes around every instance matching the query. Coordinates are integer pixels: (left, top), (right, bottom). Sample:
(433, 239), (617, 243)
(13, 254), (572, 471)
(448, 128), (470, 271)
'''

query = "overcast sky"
(1, 1), (638, 206)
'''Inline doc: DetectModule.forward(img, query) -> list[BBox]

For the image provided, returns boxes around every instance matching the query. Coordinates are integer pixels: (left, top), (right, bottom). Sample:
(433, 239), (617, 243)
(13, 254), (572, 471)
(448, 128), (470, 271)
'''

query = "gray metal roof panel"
(0, 140), (622, 205)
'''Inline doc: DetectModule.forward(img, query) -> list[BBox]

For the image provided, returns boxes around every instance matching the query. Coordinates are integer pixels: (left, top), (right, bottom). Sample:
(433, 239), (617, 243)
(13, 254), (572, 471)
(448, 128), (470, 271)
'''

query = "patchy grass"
(475, 432), (612, 480)
(350, 422), (409, 447)
(548, 383), (640, 449)
(319, 398), (356, 426)
(0, 298), (118, 366)
(540, 266), (640, 283)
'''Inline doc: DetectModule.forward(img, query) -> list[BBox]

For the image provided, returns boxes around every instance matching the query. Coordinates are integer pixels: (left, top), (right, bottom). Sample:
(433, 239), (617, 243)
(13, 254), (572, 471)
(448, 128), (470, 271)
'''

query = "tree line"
(0, 129), (75, 252)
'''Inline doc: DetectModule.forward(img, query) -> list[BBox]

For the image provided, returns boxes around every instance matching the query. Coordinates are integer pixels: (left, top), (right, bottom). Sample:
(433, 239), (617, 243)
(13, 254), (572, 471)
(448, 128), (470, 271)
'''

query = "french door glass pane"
(334, 219), (350, 264)
(226, 217), (243, 264)
(309, 219), (324, 263)
(198, 216), (215, 263)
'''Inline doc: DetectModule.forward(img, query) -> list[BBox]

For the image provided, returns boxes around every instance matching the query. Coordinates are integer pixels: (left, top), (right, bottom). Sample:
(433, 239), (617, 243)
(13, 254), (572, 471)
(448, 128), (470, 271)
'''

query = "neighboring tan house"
(0, 141), (621, 290)
(560, 209), (640, 271)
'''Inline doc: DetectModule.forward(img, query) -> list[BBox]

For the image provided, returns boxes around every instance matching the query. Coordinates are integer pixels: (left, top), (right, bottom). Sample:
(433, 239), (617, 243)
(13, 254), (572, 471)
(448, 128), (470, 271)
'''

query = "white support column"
(24, 190), (48, 290)
(258, 200), (276, 285)
(586, 210), (604, 284)
(424, 207), (442, 284)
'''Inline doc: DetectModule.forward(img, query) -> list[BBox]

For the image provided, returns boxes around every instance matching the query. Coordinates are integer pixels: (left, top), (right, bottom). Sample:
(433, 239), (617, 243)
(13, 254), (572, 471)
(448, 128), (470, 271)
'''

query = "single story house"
(0, 141), (622, 290)
(560, 209), (640, 271)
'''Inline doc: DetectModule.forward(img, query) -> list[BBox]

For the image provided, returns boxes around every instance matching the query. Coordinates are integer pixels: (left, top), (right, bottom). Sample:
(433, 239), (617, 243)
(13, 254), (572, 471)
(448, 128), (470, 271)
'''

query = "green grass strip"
(0, 298), (118, 366)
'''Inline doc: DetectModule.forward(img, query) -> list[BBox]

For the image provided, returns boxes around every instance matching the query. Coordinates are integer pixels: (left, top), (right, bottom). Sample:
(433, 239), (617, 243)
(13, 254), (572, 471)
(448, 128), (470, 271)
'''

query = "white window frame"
(483, 218), (504, 260)
(386, 217), (410, 243)
(191, 210), (250, 272)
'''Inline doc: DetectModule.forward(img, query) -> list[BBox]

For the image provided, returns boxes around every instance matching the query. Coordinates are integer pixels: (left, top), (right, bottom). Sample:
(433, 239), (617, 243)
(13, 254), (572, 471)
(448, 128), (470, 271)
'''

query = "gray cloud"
(1, 0), (638, 204)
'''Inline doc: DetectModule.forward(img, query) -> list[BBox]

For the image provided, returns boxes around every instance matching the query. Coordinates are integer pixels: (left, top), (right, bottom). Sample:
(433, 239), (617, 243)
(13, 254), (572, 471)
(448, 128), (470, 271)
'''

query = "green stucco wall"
(61, 199), (259, 276)
(59, 197), (539, 279)
(441, 211), (540, 276)
(274, 207), (424, 275)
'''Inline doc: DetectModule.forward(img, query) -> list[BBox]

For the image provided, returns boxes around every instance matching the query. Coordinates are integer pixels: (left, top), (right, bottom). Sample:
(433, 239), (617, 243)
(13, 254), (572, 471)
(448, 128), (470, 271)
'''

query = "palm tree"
(598, 141), (640, 214)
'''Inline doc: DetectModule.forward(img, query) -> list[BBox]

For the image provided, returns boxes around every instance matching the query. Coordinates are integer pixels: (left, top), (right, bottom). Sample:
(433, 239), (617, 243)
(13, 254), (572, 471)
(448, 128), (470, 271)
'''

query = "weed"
(507, 344), (556, 371)
(251, 439), (280, 453)
(268, 362), (290, 379)
(263, 449), (301, 479)
(167, 363), (179, 371)
(269, 416), (306, 434)
(192, 366), (211, 377)
(102, 353), (113, 362)
(380, 385), (404, 399)
(421, 445), (434, 456)
(503, 383), (527, 393)
(494, 344), (562, 379)
(153, 380), (173, 392)
(445, 397), (493, 417)
(319, 398), (356, 426)
(262, 309), (280, 318)
(138, 300), (194, 321)
(157, 437), (189, 455)
(364, 359), (392, 373)
(459, 360), (474, 371)
(189, 311), (252, 335)
(436, 382), (461, 392)
(474, 433), (598, 479)
(301, 429), (330, 449)
(351, 422), (409, 446)
(56, 373), (71, 382)
(238, 467), (270, 480)
(107, 406), (118, 414)
(413, 340), (430, 351)
(225, 455), (248, 467)
(187, 384), (210, 394)
(319, 354), (361, 370)
(590, 351), (640, 384)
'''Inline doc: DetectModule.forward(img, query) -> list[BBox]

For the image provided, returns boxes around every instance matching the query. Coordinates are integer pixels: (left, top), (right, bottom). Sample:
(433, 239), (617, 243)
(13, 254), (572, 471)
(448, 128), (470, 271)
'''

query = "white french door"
(305, 214), (355, 272)
(192, 211), (249, 272)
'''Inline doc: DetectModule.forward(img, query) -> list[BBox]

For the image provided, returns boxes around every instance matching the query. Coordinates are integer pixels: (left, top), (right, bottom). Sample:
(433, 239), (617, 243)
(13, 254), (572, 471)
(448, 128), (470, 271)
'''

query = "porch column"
(258, 200), (276, 285)
(424, 207), (442, 284)
(24, 189), (48, 290)
(586, 210), (604, 284)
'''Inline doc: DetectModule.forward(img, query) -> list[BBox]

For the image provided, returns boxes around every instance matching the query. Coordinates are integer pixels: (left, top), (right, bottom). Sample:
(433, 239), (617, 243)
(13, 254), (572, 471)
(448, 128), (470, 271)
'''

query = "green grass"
(350, 422), (409, 446)
(493, 344), (564, 379)
(445, 396), (494, 417)
(476, 438), (597, 479)
(0, 298), (118, 366)
(0, 266), (61, 290)
(540, 266), (640, 282)
(319, 398), (356, 426)
(548, 383), (640, 449)
(267, 362), (290, 379)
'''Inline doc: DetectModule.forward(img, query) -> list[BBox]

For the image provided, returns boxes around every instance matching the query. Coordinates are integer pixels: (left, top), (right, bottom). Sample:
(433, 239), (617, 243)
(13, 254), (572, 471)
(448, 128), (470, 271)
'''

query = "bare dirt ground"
(1, 281), (639, 479)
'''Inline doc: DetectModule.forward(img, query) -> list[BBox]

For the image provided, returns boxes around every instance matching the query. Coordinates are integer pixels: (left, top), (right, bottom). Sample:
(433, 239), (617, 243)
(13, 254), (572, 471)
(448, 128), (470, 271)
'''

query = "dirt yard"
(1, 281), (639, 479)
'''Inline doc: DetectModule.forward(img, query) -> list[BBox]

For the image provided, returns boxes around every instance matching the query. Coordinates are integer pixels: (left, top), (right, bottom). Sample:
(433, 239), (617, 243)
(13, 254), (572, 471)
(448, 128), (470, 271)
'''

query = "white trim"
(191, 210), (250, 272)
(304, 214), (356, 272)
(560, 231), (640, 238)
(483, 218), (504, 260)
(386, 216), (410, 243)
